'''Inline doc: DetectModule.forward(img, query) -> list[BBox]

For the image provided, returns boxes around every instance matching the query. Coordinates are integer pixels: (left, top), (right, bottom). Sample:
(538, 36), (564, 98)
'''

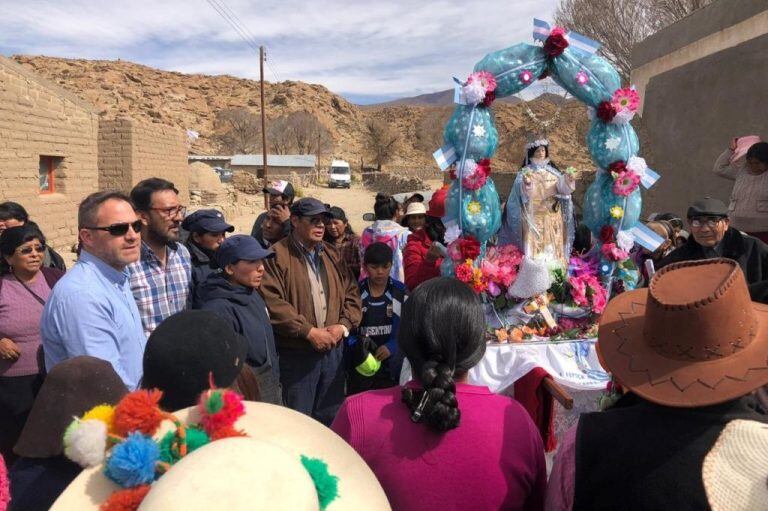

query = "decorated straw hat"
(702, 419), (768, 511)
(51, 389), (390, 511)
(598, 259), (768, 407)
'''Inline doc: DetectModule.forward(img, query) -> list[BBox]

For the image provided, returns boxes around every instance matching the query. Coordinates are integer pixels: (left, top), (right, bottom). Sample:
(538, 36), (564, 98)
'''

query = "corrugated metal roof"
(230, 154), (317, 167)
(188, 155), (232, 161)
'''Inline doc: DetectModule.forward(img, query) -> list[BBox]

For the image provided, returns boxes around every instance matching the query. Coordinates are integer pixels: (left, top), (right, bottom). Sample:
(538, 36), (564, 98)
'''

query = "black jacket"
(185, 239), (218, 294)
(658, 228), (768, 285)
(574, 393), (767, 510)
(193, 273), (279, 379)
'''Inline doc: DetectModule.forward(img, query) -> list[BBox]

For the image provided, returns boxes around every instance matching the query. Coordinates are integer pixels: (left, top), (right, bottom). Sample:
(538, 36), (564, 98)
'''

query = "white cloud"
(0, 0), (558, 101)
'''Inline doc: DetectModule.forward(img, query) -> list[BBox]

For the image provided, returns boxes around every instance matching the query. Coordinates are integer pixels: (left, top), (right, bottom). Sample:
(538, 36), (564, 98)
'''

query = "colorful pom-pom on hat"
(113, 390), (165, 437)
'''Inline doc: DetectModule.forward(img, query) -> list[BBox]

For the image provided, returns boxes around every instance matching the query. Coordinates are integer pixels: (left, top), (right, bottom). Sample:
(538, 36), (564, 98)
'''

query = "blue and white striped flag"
(453, 77), (467, 105)
(433, 144), (457, 171)
(641, 168), (660, 189)
(532, 18), (551, 42)
(532, 18), (600, 55)
(567, 31), (601, 56)
(630, 223), (665, 252)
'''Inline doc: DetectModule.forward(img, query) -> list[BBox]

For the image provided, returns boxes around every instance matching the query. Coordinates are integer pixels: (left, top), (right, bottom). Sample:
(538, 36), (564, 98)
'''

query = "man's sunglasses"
(85, 220), (143, 236)
(17, 244), (46, 255)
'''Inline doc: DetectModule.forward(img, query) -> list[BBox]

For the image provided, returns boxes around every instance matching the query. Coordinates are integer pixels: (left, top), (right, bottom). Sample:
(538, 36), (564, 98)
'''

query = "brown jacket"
(260, 235), (362, 351)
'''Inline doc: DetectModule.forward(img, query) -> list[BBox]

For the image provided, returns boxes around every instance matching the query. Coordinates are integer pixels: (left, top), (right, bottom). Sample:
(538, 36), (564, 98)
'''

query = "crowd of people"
(0, 136), (767, 511)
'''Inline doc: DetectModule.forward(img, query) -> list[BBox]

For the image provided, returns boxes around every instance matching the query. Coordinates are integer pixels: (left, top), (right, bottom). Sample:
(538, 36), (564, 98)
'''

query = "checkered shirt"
(127, 241), (192, 337)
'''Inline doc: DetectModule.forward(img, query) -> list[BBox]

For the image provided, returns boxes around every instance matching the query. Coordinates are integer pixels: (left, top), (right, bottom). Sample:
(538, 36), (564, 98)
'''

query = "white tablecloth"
(400, 338), (609, 393)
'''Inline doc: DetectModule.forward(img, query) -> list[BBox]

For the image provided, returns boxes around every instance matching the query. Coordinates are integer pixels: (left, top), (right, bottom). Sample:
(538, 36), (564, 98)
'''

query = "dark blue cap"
(289, 197), (331, 218)
(215, 235), (274, 267)
(182, 209), (234, 234)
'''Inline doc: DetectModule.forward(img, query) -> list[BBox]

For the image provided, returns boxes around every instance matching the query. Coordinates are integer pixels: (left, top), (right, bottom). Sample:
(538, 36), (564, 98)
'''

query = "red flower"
(482, 90), (496, 108)
(544, 33), (569, 58)
(454, 262), (473, 283)
(608, 161), (627, 174)
(458, 236), (481, 260)
(596, 101), (617, 122)
(599, 225), (615, 243)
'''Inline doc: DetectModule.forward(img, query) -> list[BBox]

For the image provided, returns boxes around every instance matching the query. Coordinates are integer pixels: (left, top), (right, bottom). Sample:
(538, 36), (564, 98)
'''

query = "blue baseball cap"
(215, 235), (274, 268)
(289, 197), (331, 218)
(182, 209), (234, 234)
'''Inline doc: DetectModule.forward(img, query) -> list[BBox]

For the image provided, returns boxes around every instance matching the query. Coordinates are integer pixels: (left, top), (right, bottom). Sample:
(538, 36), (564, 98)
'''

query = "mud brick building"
(98, 117), (189, 203)
(1, 56), (190, 252)
(0, 55), (99, 250)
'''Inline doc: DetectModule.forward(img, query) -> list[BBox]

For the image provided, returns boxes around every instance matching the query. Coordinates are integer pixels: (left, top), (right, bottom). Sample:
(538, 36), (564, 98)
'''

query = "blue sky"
(0, 0), (558, 104)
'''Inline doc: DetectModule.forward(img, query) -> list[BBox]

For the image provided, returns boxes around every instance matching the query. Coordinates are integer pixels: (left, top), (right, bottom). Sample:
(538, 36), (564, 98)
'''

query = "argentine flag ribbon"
(641, 167), (661, 189)
(629, 223), (665, 252)
(532, 18), (601, 56)
(433, 144), (457, 171)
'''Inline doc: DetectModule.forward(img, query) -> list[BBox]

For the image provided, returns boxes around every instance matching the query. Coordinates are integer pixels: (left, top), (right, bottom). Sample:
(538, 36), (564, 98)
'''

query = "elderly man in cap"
(259, 197), (362, 425)
(250, 180), (295, 248)
(546, 259), (768, 509)
(181, 209), (235, 294)
(658, 197), (768, 285)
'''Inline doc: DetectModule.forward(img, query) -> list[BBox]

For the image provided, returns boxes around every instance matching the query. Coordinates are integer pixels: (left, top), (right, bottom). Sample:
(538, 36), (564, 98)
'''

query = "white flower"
(462, 81), (487, 105)
(617, 230), (635, 252)
(63, 418), (108, 468)
(458, 159), (478, 178)
(612, 110), (636, 125)
(586, 107), (596, 120)
(626, 156), (647, 177)
(604, 136), (621, 150)
(472, 124), (487, 138)
(444, 223), (462, 244)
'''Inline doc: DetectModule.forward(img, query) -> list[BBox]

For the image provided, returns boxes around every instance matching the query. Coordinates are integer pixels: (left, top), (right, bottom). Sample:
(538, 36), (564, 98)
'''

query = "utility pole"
(260, 45), (268, 209)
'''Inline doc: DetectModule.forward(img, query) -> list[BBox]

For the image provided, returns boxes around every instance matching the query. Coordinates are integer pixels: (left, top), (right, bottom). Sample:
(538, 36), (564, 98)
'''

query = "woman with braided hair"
(332, 277), (546, 510)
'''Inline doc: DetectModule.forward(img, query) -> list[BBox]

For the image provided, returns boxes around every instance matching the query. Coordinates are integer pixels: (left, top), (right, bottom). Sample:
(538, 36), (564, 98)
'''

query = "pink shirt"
(332, 383), (547, 511)
(544, 426), (576, 511)
(0, 274), (52, 377)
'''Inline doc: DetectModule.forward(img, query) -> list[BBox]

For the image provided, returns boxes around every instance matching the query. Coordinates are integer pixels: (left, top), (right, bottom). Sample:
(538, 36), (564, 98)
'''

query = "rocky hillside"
(13, 55), (593, 172)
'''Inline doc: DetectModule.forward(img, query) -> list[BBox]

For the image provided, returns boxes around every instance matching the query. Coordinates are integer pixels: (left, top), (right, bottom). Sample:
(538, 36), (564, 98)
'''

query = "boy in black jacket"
(193, 235), (281, 404)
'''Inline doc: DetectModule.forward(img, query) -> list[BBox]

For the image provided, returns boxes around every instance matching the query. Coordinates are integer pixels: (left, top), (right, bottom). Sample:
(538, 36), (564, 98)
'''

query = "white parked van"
(328, 160), (351, 188)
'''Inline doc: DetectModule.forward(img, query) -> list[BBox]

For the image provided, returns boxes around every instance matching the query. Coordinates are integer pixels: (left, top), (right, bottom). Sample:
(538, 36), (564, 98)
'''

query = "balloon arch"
(432, 20), (663, 340)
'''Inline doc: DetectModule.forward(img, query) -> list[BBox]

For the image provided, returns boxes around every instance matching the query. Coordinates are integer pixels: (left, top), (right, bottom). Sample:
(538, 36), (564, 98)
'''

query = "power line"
(205, 0), (282, 82)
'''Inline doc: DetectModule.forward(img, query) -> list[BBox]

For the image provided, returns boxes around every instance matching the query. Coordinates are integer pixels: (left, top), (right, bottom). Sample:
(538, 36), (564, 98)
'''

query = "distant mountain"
(365, 89), (523, 108)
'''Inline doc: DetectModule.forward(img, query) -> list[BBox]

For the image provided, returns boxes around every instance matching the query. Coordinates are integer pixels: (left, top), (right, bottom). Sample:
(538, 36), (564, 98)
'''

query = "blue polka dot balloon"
(444, 105), (498, 162)
(587, 120), (640, 170)
(550, 53), (621, 107)
(473, 43), (548, 98)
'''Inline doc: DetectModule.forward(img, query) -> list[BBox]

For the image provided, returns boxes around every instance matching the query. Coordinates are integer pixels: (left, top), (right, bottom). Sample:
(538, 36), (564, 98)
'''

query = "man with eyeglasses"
(259, 197), (362, 425)
(658, 197), (768, 286)
(127, 178), (192, 337)
(41, 191), (147, 390)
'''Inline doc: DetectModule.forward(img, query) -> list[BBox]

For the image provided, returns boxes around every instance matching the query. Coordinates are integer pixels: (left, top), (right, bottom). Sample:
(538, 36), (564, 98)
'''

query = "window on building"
(39, 156), (62, 194)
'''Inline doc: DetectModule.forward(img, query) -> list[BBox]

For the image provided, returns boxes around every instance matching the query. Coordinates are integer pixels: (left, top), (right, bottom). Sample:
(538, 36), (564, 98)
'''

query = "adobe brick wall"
(0, 55), (99, 251)
(98, 117), (189, 203)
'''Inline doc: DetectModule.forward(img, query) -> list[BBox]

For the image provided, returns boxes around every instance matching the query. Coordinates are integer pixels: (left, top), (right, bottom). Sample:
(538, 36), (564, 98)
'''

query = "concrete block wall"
(0, 56), (99, 250)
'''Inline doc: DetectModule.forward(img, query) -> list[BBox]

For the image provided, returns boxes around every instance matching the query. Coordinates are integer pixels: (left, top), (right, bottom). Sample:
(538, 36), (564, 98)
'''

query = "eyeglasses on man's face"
(150, 205), (187, 219)
(85, 220), (144, 237)
(689, 217), (725, 229)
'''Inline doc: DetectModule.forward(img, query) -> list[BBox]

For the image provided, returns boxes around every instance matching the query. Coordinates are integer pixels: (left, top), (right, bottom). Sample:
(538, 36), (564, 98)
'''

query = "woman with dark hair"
(713, 138), (768, 242)
(332, 277), (546, 510)
(360, 193), (410, 282)
(0, 203), (66, 271)
(323, 206), (361, 281)
(0, 225), (64, 463)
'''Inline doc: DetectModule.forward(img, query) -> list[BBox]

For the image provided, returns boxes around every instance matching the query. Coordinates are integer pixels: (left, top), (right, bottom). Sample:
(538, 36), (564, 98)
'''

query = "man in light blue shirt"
(41, 191), (146, 390)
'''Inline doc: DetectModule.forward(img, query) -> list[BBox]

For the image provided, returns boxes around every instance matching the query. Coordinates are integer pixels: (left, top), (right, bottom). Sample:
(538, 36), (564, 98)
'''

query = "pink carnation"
(568, 274), (608, 314)
(455, 262), (473, 283)
(467, 71), (497, 93)
(612, 170), (641, 196)
(601, 242), (629, 262)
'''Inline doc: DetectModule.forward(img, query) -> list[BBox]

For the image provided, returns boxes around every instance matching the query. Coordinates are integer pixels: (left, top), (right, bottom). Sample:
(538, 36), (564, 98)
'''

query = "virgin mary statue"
(498, 137), (576, 265)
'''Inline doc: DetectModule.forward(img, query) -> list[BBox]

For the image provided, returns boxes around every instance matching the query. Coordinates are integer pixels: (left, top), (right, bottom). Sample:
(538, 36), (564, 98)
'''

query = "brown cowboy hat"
(598, 258), (768, 408)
